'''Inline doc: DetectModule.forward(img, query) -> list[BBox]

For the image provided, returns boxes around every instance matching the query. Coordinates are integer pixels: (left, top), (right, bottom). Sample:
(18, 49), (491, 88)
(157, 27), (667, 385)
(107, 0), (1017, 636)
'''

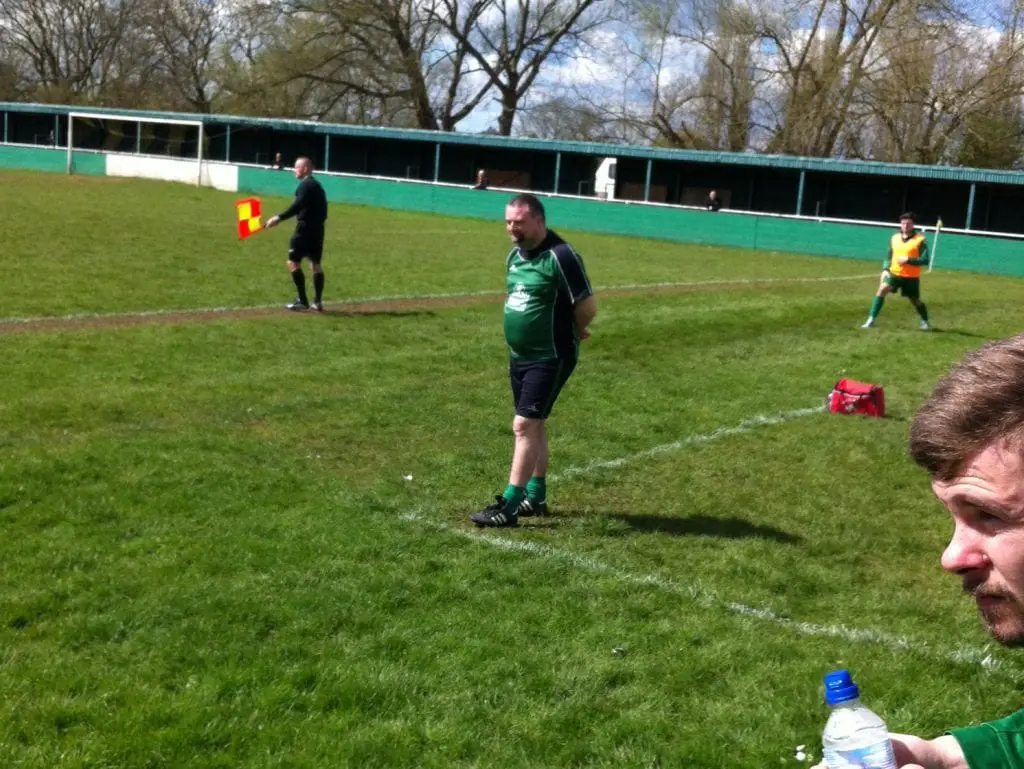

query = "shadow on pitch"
(925, 327), (991, 340)
(611, 513), (802, 544)
(319, 309), (437, 319)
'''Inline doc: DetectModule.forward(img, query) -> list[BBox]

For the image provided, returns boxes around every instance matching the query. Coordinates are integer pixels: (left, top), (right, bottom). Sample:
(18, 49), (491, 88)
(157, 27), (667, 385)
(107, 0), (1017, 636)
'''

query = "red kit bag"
(827, 379), (885, 418)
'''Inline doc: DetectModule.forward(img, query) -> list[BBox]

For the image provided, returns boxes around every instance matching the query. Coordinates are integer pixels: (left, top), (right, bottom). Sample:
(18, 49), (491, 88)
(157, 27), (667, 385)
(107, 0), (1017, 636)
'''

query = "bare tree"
(517, 94), (629, 140)
(604, 0), (1024, 165)
(235, 0), (494, 129)
(6, 0), (1024, 170)
(753, 0), (909, 157)
(626, 0), (704, 147)
(688, 1), (758, 150)
(0, 25), (26, 100)
(434, 0), (609, 135)
(0, 0), (147, 103)
(955, 8), (1024, 167)
(575, 0), (762, 150)
(849, 0), (1024, 166)
(856, 8), (953, 162)
(0, 58), (21, 100)
(537, 9), (667, 145)
(144, 0), (227, 113)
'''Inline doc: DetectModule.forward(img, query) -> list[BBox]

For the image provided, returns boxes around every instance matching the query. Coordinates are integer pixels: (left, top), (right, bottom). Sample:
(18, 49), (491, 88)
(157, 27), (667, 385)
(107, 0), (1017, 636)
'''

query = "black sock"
(291, 270), (308, 304)
(313, 272), (325, 303)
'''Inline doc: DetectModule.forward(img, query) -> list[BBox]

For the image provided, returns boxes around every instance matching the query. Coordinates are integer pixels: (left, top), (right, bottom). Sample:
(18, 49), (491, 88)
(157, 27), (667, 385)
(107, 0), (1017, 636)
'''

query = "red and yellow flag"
(236, 198), (263, 239)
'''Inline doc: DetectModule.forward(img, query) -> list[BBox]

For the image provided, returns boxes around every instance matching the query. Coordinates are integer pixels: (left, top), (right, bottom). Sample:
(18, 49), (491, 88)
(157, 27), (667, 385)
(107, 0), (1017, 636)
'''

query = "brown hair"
(508, 193), (546, 221)
(910, 333), (1024, 479)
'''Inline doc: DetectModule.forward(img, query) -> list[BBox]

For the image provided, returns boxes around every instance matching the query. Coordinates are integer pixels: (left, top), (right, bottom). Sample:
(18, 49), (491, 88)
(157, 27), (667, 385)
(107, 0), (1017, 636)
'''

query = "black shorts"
(510, 356), (577, 420)
(884, 274), (921, 299)
(289, 231), (324, 264)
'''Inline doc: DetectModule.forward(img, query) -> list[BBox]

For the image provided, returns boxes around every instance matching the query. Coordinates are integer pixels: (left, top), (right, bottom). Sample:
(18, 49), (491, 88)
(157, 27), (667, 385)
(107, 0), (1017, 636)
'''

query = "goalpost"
(67, 111), (206, 186)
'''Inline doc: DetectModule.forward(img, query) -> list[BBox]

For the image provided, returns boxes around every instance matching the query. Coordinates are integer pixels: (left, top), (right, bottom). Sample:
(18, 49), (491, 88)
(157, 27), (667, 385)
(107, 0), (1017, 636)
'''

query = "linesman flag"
(236, 198), (263, 239)
(929, 217), (943, 273)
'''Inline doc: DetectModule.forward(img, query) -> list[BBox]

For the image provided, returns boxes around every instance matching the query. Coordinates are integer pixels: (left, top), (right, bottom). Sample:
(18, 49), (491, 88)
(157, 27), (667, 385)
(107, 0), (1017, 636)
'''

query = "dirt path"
(0, 295), (498, 335)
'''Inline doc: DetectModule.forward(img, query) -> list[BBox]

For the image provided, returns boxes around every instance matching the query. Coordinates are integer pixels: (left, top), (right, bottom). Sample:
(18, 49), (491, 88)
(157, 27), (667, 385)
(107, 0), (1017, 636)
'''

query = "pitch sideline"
(551, 406), (824, 481)
(402, 510), (1002, 673)
(398, 405), (1007, 676)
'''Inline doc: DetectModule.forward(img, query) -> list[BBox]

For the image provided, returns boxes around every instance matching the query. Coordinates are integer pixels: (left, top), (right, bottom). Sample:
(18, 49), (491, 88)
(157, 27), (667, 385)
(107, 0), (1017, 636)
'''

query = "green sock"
(526, 477), (546, 503)
(502, 484), (526, 508)
(869, 296), (884, 319)
(916, 302), (929, 322)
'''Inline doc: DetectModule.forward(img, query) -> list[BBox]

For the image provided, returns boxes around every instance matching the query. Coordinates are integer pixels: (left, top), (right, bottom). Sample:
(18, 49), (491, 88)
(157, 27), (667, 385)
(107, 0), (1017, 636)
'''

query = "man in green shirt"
(471, 193), (597, 528)
(819, 333), (1024, 769)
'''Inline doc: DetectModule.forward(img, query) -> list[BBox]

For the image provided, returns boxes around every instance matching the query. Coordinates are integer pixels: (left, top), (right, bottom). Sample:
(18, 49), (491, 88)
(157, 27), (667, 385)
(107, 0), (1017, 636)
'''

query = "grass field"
(3, 169), (1024, 768)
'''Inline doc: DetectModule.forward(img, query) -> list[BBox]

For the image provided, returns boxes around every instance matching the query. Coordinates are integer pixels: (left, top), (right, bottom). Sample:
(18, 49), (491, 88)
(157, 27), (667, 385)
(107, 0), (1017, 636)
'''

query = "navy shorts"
(289, 231), (324, 264)
(509, 356), (577, 420)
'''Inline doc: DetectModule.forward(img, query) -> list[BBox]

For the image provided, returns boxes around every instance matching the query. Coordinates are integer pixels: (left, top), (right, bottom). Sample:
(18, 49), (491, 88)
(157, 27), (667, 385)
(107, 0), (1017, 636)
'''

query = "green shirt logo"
(505, 282), (532, 313)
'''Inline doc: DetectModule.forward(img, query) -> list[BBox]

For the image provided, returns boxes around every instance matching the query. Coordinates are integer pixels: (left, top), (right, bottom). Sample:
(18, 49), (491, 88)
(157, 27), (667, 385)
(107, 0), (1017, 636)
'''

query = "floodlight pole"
(197, 122), (204, 187)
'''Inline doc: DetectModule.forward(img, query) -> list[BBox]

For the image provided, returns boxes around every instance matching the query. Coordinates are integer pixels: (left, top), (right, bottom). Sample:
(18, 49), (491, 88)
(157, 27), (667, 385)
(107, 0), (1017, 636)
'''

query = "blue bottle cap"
(824, 669), (860, 705)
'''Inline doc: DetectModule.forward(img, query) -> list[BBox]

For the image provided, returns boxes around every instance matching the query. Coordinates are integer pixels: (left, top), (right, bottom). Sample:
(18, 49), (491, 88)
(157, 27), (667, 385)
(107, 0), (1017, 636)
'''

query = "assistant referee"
(265, 157), (329, 311)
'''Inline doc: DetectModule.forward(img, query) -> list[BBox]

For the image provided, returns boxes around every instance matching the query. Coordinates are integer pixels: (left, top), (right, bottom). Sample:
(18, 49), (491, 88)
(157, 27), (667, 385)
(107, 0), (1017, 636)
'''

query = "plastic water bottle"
(821, 669), (897, 769)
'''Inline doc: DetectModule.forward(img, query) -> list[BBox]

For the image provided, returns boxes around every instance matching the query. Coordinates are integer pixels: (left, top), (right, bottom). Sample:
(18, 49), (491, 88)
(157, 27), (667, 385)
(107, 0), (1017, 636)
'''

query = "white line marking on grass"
(0, 274), (875, 326)
(551, 406), (824, 481)
(602, 273), (874, 292)
(401, 510), (1006, 675)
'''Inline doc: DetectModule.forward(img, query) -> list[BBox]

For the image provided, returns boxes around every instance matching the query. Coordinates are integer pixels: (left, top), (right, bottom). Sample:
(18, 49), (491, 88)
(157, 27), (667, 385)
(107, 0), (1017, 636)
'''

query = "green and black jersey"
(503, 231), (593, 362)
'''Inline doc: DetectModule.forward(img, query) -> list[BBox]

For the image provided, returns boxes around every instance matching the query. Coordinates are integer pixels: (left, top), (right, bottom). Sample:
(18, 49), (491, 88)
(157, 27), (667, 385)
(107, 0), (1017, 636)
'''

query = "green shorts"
(884, 274), (921, 299)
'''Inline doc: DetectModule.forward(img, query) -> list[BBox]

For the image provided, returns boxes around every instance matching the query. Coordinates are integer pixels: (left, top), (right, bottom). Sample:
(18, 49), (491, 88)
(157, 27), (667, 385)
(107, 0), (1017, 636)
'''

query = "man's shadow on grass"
(612, 513), (802, 543)
(541, 509), (801, 544)
(926, 327), (991, 340)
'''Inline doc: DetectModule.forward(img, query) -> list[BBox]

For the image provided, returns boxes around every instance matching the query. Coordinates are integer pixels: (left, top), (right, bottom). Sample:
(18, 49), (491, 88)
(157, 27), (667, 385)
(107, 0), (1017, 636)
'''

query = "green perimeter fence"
(2, 144), (1021, 278)
(240, 167), (1023, 278)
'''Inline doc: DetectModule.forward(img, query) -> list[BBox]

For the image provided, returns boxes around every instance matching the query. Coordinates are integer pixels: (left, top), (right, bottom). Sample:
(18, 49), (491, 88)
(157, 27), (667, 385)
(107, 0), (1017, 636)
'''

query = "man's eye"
(975, 508), (1003, 524)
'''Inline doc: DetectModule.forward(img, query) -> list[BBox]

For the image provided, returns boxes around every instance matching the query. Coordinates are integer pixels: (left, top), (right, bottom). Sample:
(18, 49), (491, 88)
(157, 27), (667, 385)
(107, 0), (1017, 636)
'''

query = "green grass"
(2, 169), (1024, 768)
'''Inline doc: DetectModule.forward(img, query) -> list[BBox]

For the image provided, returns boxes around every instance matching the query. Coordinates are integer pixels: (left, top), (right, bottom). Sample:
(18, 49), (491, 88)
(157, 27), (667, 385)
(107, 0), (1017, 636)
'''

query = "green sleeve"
(905, 241), (930, 267)
(949, 709), (1024, 769)
(884, 246), (892, 269)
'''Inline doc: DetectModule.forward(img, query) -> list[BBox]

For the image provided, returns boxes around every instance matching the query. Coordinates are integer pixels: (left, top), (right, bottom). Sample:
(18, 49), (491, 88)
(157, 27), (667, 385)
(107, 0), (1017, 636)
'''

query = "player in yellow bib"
(861, 212), (931, 330)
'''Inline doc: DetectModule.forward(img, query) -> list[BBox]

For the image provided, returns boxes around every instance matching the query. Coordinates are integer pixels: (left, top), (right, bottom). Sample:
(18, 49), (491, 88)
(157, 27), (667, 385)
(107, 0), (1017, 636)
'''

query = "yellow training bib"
(889, 233), (926, 278)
